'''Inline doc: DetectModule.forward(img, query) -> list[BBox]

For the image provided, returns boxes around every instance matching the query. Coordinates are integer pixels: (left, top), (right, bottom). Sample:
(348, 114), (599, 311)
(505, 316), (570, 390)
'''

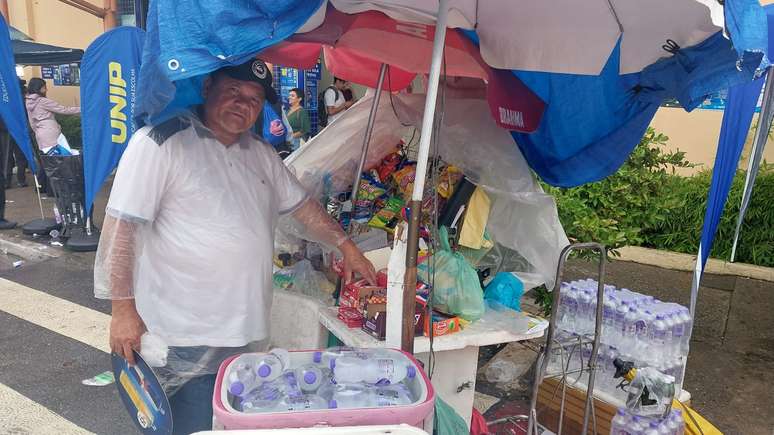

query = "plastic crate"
(212, 349), (434, 430)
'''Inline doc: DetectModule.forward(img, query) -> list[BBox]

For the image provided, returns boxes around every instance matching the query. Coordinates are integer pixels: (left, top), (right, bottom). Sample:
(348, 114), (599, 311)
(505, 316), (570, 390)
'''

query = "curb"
(0, 232), (61, 261)
(617, 246), (774, 283)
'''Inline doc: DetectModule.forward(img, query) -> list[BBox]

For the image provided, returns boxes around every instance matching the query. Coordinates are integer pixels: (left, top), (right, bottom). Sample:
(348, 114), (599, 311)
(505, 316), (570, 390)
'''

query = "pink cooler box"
(213, 349), (435, 430)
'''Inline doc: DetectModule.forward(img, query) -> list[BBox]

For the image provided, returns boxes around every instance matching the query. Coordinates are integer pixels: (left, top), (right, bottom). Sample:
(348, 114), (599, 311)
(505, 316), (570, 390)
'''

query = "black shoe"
(17, 182), (27, 188)
(0, 219), (17, 230)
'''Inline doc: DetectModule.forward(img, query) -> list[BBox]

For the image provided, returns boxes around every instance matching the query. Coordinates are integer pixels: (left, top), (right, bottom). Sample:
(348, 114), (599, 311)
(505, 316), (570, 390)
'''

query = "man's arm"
(326, 102), (351, 116)
(94, 215), (146, 364)
(289, 198), (377, 284)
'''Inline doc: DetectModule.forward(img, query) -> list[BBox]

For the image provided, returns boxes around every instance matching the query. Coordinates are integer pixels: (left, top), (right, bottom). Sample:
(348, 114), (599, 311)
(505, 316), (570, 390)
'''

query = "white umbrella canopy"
(323, 0), (725, 74)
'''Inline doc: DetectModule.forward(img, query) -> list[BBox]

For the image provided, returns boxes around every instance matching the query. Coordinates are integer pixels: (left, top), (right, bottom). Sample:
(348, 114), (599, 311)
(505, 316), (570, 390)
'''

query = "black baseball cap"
(216, 58), (277, 104)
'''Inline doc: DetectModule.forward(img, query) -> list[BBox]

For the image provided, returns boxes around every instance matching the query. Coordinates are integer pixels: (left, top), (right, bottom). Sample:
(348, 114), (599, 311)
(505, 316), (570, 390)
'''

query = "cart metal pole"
(527, 243), (606, 435)
(347, 62), (388, 235)
(401, 0), (449, 354)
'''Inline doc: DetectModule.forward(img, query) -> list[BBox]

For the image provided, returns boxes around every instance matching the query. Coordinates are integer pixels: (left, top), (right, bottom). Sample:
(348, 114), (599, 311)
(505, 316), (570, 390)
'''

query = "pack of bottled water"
(610, 408), (685, 435)
(548, 279), (692, 398)
(226, 347), (419, 413)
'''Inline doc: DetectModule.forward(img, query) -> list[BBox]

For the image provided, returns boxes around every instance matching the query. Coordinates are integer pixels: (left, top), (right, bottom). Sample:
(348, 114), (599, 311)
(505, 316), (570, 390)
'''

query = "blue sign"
(80, 26), (145, 212)
(41, 66), (55, 79)
(0, 16), (37, 173)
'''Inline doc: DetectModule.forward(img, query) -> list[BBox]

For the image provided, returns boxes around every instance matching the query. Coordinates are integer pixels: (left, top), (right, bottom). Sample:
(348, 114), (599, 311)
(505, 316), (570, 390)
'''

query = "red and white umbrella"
(259, 6), (545, 132)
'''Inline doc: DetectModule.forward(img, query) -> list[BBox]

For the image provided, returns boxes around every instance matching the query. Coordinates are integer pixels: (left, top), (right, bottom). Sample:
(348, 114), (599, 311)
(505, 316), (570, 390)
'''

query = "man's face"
(202, 74), (265, 137)
(335, 80), (349, 91)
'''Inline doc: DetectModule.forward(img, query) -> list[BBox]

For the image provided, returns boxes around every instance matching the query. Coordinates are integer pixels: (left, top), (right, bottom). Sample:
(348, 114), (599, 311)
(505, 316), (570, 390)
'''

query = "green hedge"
(542, 128), (774, 267)
(644, 164), (774, 267)
(56, 114), (82, 150)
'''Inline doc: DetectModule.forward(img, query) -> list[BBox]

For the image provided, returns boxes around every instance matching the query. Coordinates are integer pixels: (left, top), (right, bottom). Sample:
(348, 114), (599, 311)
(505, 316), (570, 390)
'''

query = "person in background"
(25, 78), (80, 151)
(0, 117), (18, 229)
(286, 87), (310, 150)
(3, 80), (28, 189)
(6, 80), (29, 188)
(324, 77), (354, 125)
(25, 78), (80, 193)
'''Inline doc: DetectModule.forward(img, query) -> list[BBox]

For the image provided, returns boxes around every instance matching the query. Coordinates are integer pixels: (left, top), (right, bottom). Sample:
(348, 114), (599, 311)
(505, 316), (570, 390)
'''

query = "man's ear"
(202, 76), (213, 99)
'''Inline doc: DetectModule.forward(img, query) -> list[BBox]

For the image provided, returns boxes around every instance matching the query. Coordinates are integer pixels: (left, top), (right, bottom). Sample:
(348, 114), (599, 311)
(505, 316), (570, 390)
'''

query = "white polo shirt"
(106, 114), (307, 347)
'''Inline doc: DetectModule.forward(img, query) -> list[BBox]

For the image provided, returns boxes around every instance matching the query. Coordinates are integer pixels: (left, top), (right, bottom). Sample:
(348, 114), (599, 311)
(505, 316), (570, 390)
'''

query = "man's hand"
(110, 300), (146, 365)
(339, 239), (377, 285)
(344, 100), (355, 109)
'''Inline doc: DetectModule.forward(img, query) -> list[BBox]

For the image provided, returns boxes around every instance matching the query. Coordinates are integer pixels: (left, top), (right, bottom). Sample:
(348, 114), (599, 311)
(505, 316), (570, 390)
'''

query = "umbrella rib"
(605, 0), (624, 34)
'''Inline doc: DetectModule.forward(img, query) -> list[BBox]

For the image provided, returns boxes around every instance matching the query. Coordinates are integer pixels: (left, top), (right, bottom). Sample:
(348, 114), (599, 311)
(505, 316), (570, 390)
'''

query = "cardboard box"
(340, 279), (385, 311)
(362, 301), (425, 340)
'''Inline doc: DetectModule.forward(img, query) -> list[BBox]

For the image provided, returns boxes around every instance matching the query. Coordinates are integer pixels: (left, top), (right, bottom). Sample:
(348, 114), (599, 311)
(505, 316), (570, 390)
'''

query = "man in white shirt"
(324, 76), (354, 125)
(94, 59), (375, 434)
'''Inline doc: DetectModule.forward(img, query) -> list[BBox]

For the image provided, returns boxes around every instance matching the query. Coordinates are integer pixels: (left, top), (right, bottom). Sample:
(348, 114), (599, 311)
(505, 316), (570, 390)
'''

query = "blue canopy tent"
(689, 4), (774, 317)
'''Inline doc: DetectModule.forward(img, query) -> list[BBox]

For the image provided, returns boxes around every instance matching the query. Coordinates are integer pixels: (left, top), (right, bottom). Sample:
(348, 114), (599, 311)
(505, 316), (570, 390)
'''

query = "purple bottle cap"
(329, 400), (338, 409)
(313, 352), (322, 364)
(407, 366), (416, 379)
(304, 371), (317, 385)
(229, 381), (245, 396)
(257, 364), (272, 378)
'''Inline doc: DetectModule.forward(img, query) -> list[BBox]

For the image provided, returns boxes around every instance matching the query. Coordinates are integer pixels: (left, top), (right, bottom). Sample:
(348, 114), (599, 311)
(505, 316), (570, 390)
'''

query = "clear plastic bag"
(420, 226), (485, 321)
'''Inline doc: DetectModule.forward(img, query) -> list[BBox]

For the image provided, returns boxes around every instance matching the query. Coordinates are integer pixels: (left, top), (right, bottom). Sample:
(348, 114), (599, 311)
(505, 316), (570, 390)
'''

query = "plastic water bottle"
(295, 365), (324, 393)
(644, 421), (661, 435)
(622, 306), (640, 354)
(576, 288), (592, 334)
(602, 294), (618, 344)
(319, 382), (373, 409)
(240, 383), (283, 412)
(650, 315), (671, 361)
(610, 409), (628, 435)
(372, 383), (414, 406)
(332, 355), (417, 385)
(228, 354), (270, 397)
(313, 347), (370, 368)
(276, 393), (331, 411)
(636, 310), (654, 351)
(562, 286), (580, 331)
(670, 409), (685, 435)
(275, 371), (303, 399)
(614, 301), (630, 345)
(630, 415), (647, 435)
(676, 308), (693, 355)
(255, 353), (286, 383)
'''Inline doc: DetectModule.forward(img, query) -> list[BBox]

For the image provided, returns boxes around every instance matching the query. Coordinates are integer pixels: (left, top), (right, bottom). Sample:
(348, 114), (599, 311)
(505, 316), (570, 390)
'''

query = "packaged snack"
(437, 165), (463, 199)
(392, 164), (416, 198)
(367, 197), (405, 232)
(377, 150), (403, 182)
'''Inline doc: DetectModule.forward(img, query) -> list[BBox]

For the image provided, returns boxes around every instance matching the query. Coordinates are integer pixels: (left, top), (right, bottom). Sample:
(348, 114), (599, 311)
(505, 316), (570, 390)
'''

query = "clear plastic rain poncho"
(94, 113), (350, 395)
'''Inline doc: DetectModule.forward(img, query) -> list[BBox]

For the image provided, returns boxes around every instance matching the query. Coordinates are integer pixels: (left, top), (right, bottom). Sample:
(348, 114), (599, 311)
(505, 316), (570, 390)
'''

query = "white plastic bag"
(386, 222), (408, 348)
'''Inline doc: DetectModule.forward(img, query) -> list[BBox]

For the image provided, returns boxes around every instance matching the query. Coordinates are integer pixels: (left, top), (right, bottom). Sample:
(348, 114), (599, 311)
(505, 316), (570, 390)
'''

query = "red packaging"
(340, 279), (385, 312)
(376, 269), (388, 287)
(337, 307), (365, 328)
